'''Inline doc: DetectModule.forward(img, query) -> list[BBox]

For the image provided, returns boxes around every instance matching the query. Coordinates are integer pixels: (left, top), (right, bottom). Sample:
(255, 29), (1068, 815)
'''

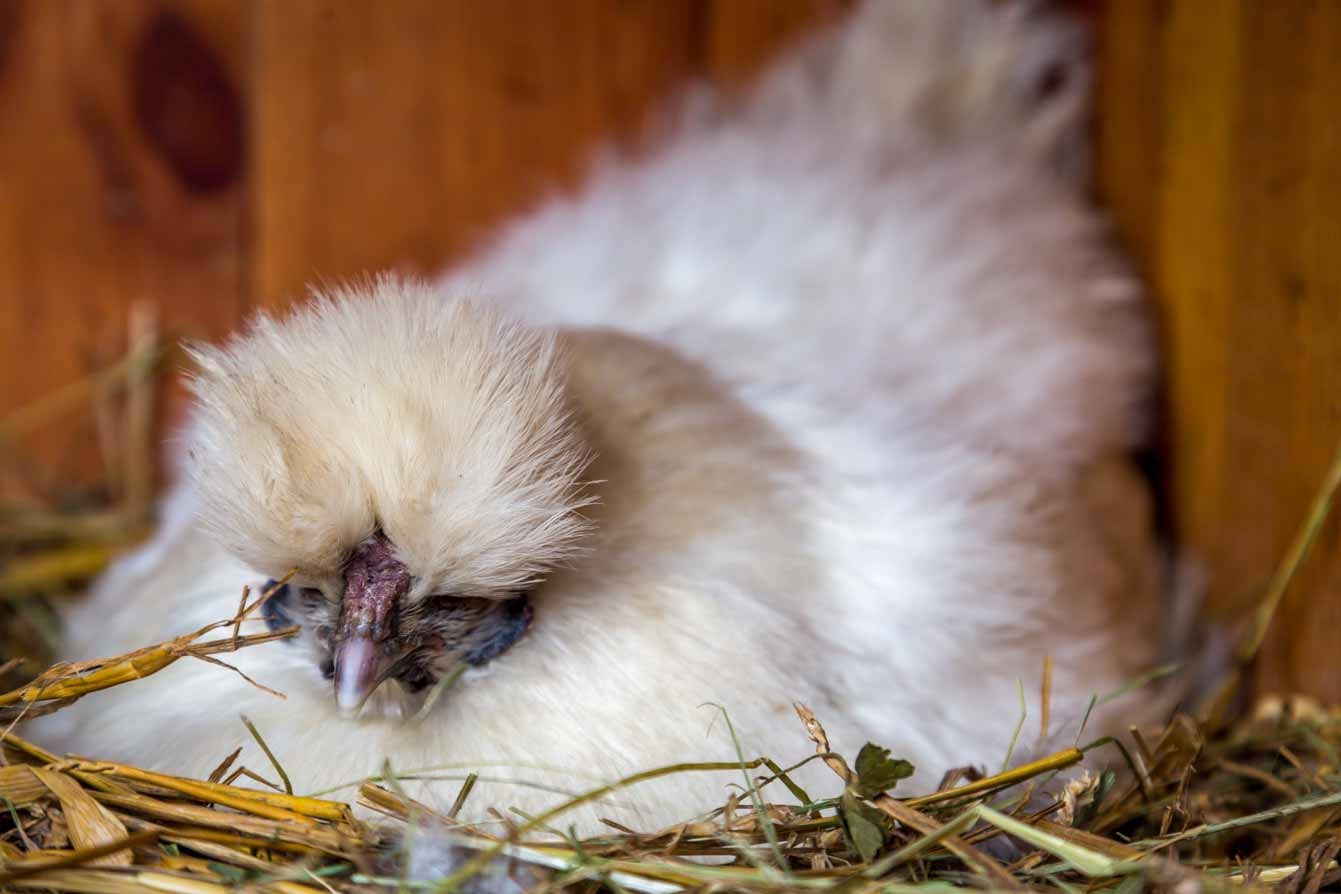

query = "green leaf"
(854, 743), (914, 797)
(974, 805), (1134, 877)
(207, 862), (250, 882)
(840, 791), (887, 863)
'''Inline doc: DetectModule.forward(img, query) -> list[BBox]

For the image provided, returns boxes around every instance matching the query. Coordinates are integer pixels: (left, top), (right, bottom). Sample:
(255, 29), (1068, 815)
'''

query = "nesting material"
(0, 630), (1339, 892)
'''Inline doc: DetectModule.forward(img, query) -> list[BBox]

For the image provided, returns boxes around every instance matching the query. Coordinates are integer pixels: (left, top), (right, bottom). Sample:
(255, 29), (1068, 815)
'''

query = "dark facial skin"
(261, 548), (532, 702)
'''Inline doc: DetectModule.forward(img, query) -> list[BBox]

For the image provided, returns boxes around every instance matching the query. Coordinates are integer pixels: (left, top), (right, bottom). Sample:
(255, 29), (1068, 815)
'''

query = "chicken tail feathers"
(750, 0), (1094, 179)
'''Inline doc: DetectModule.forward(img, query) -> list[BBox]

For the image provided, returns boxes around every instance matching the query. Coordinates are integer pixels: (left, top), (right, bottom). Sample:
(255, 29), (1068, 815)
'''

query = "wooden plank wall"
(4, 0), (1339, 698)
(0, 0), (842, 474)
(0, 0), (249, 481)
(1100, 1), (1341, 701)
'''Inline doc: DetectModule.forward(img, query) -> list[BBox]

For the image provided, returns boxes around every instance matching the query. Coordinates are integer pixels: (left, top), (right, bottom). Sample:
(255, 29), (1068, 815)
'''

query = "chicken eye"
(462, 595), (533, 666)
(260, 580), (293, 632)
(260, 580), (322, 634)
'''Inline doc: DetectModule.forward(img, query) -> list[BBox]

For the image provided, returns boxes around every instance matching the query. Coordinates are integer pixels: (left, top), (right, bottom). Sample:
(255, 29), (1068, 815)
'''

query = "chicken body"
(37, 1), (1162, 832)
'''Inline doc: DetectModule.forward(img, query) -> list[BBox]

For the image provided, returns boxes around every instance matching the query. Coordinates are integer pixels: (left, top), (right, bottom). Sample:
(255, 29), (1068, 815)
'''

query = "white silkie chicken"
(38, 0), (1164, 833)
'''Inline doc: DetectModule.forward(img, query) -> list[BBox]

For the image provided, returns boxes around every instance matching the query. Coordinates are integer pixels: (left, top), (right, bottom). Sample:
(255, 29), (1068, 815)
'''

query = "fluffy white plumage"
(36, 0), (1163, 833)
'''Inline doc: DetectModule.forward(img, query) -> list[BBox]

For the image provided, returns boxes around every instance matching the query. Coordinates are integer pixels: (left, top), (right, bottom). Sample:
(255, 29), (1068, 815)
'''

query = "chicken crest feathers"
(184, 275), (594, 597)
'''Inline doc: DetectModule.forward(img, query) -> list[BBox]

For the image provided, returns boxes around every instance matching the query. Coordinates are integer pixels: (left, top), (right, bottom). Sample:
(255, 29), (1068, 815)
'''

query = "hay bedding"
(1, 334), (1340, 893)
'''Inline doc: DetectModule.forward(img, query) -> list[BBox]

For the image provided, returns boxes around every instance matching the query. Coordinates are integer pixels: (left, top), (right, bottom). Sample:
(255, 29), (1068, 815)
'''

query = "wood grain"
(252, 0), (703, 308)
(251, 0), (844, 310)
(1100, 0), (1341, 700)
(0, 0), (837, 486)
(703, 0), (847, 87)
(0, 0), (248, 484)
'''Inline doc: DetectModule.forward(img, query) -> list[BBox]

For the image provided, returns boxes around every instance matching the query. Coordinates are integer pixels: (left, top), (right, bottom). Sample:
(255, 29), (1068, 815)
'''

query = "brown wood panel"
(252, 0), (705, 308)
(1100, 1), (1341, 700)
(0, 0), (838, 481)
(252, 0), (841, 309)
(0, 0), (249, 483)
(703, 0), (847, 88)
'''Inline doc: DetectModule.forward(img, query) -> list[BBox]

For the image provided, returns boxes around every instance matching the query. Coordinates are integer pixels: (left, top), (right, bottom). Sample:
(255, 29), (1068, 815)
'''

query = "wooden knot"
(130, 9), (244, 195)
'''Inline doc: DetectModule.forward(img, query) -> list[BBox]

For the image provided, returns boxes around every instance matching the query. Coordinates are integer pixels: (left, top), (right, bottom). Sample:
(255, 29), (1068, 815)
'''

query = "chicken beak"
(334, 531), (413, 716)
(333, 634), (397, 715)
